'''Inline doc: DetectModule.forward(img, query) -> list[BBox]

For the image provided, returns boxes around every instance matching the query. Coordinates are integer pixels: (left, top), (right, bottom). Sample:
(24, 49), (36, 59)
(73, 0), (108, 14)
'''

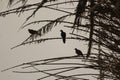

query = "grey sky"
(0, 0), (98, 80)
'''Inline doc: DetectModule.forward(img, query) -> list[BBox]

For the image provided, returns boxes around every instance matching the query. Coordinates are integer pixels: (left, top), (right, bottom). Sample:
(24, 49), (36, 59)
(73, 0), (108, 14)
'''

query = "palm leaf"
(11, 36), (85, 49)
(8, 0), (14, 6)
(8, 0), (28, 6)
(19, 13), (74, 44)
(36, 14), (73, 37)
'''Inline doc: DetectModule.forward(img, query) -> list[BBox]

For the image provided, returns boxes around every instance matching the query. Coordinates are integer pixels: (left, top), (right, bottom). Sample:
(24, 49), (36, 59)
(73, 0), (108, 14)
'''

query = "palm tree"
(1, 0), (120, 80)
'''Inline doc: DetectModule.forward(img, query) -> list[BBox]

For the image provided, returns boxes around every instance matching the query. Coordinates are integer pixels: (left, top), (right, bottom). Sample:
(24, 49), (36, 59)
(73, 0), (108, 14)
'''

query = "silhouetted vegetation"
(1, 0), (120, 80)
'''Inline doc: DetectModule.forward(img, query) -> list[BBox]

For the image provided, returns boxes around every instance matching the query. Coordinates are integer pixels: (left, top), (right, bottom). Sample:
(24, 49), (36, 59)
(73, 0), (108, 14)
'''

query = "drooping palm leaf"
(21, 14), (73, 43)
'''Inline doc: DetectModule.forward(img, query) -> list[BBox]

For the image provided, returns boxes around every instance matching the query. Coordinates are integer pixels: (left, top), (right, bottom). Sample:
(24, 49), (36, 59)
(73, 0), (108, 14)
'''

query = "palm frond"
(1, 0), (120, 80)
(1, 55), (98, 80)
(86, 0), (95, 58)
(22, 20), (74, 29)
(36, 14), (73, 37)
(8, 0), (28, 7)
(72, 0), (87, 33)
(18, 13), (74, 44)
(20, 0), (77, 27)
(22, 0), (48, 25)
(1, 55), (77, 72)
(0, 1), (77, 17)
(8, 0), (14, 6)
(11, 37), (86, 49)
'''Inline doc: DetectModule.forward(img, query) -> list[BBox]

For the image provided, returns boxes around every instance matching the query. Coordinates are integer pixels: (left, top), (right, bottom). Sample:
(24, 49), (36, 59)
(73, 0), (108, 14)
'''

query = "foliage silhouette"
(1, 0), (120, 80)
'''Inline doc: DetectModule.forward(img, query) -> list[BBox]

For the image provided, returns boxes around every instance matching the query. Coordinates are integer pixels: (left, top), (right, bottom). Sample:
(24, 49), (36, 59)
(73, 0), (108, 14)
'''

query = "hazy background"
(0, 0), (97, 80)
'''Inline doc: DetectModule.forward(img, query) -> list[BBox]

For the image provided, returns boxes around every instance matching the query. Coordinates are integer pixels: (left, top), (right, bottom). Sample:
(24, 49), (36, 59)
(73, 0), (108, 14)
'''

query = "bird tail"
(63, 38), (66, 43)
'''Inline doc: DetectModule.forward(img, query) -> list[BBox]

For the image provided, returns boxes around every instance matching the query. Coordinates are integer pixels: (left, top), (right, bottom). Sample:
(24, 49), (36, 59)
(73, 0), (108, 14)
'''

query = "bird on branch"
(28, 29), (38, 35)
(60, 30), (66, 44)
(74, 48), (84, 58)
(28, 29), (38, 41)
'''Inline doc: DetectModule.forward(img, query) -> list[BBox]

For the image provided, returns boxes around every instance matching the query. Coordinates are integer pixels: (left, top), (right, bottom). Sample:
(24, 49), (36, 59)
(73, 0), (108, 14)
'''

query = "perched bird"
(60, 30), (66, 43)
(28, 29), (38, 35)
(74, 48), (84, 58)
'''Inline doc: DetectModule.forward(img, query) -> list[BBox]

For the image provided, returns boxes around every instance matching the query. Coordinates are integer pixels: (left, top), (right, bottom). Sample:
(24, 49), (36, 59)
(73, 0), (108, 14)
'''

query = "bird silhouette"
(74, 48), (84, 58)
(28, 29), (38, 35)
(60, 30), (66, 43)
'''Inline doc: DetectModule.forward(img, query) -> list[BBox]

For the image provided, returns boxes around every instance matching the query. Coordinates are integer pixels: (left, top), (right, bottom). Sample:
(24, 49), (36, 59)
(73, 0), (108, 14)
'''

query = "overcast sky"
(0, 0), (98, 80)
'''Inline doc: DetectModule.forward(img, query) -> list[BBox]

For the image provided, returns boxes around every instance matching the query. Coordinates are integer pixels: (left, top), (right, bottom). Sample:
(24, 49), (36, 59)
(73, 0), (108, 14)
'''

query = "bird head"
(60, 30), (63, 32)
(74, 48), (77, 50)
(28, 29), (32, 31)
